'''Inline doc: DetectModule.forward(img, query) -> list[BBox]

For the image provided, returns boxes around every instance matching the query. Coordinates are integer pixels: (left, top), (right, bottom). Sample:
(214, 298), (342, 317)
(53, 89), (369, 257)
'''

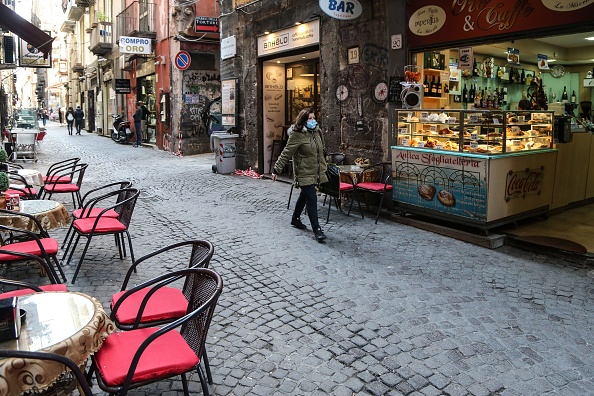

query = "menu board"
(221, 79), (237, 126)
(388, 76), (404, 104)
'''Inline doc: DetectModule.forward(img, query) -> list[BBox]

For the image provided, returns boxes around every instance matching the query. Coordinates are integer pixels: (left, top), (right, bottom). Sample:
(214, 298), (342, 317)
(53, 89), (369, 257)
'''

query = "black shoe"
(314, 228), (327, 242)
(291, 218), (307, 230)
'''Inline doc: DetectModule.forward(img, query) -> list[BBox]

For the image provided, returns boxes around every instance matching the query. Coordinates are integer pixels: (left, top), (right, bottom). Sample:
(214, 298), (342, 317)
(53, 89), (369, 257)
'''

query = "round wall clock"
(373, 81), (389, 103)
(336, 84), (349, 102)
(551, 64), (565, 78)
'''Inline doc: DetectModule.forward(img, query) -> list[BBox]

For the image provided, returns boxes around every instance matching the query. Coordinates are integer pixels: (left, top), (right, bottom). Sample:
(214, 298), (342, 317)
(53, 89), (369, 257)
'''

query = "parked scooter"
(111, 114), (132, 144)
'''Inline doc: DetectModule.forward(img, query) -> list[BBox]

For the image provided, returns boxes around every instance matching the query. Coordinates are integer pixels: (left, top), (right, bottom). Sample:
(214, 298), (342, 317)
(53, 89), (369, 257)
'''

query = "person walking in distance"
(66, 107), (75, 135)
(133, 102), (143, 148)
(271, 108), (328, 242)
(139, 100), (149, 142)
(58, 105), (63, 124)
(73, 105), (84, 135)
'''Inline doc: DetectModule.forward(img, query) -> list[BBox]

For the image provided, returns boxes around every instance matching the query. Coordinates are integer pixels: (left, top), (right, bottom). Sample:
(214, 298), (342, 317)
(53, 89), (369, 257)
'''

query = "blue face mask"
(306, 119), (317, 129)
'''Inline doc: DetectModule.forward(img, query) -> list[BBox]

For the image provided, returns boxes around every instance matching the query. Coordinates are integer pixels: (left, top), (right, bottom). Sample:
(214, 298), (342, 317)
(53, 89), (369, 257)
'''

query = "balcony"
(116, 1), (156, 39)
(67, 3), (84, 21)
(89, 22), (112, 56)
(60, 20), (76, 33)
(72, 63), (84, 73)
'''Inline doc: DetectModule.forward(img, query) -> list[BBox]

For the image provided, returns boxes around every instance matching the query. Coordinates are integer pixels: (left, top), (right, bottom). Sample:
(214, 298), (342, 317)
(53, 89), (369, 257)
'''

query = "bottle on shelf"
(509, 67), (515, 83)
(430, 76), (438, 97)
(469, 84), (475, 103)
(437, 76), (442, 95)
(462, 84), (468, 103)
(473, 58), (479, 77)
(492, 90), (499, 109)
(496, 66), (502, 79)
(571, 90), (576, 104)
(561, 86), (568, 103)
(486, 89), (492, 108)
(520, 69), (525, 84)
(502, 86), (508, 106)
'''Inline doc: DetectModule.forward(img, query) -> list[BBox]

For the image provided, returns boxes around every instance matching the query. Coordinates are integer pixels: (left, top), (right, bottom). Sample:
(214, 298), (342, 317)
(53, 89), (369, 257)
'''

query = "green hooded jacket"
(274, 125), (328, 187)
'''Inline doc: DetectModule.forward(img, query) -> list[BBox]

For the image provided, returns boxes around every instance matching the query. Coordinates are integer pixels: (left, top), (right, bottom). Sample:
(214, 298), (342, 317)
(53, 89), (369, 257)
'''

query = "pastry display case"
(391, 109), (558, 230)
(394, 109), (554, 154)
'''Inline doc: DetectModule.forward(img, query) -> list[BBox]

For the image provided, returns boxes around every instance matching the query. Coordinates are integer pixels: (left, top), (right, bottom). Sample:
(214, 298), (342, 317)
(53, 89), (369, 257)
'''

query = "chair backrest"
(318, 163), (341, 197)
(15, 132), (37, 145)
(80, 180), (132, 208)
(70, 163), (88, 187)
(46, 157), (80, 176)
(364, 162), (393, 185)
(120, 239), (215, 291)
(0, 350), (93, 396)
(114, 188), (140, 227)
(7, 171), (36, 198)
(327, 152), (346, 165)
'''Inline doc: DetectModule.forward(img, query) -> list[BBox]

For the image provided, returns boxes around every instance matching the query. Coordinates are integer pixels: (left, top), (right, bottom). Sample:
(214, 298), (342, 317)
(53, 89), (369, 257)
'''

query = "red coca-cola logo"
(506, 170), (543, 198)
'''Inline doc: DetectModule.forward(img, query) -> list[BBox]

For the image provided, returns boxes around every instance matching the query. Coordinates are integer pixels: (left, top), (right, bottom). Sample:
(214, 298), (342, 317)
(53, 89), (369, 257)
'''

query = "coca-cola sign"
(505, 167), (544, 201)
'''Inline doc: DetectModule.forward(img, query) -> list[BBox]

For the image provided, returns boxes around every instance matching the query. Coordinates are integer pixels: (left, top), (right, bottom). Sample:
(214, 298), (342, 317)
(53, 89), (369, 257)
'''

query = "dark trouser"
(135, 121), (142, 146)
(67, 120), (74, 134)
(75, 120), (82, 134)
(292, 184), (320, 231)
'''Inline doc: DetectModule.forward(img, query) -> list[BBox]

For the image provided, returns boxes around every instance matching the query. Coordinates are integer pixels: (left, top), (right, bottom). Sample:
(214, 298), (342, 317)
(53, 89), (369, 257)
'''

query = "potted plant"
(0, 171), (9, 208)
(0, 148), (9, 172)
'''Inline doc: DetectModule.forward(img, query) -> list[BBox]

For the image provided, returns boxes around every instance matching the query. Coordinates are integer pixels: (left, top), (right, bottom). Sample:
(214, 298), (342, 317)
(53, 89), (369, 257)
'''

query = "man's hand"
(271, 173), (278, 181)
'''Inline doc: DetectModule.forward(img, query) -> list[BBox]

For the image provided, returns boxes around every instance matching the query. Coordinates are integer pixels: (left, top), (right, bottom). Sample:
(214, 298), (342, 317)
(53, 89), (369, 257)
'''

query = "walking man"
(73, 105), (84, 135)
(133, 102), (143, 147)
(139, 100), (149, 142)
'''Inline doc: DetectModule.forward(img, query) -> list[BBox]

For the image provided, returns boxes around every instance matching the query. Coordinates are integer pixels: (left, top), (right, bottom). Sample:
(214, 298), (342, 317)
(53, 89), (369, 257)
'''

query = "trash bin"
(210, 132), (240, 174)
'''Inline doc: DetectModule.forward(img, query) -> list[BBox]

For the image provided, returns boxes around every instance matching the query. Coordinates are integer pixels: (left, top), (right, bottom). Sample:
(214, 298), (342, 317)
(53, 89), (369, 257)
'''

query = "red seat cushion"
(356, 182), (393, 192)
(4, 187), (37, 197)
(43, 175), (71, 184)
(339, 182), (354, 191)
(43, 183), (79, 193)
(94, 328), (199, 386)
(111, 287), (188, 325)
(0, 284), (68, 299)
(74, 218), (127, 234)
(73, 207), (119, 219)
(0, 238), (59, 260)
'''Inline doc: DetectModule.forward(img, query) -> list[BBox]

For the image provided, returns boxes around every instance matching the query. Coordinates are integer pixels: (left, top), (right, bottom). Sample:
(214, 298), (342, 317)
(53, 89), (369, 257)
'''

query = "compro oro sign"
(319, 0), (362, 19)
(119, 36), (152, 55)
(258, 20), (320, 57)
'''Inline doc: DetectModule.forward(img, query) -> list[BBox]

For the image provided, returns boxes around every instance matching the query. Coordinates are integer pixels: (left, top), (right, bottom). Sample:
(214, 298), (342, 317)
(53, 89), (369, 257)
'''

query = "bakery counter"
(392, 146), (557, 230)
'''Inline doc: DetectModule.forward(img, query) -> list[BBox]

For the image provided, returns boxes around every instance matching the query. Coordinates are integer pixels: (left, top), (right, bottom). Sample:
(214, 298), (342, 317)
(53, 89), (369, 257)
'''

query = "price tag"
(420, 112), (429, 120)
(399, 128), (407, 135)
(401, 138), (409, 146)
(447, 117), (456, 124)
(513, 140), (521, 146)
(436, 144), (444, 150)
(471, 132), (478, 140)
(493, 118), (500, 125)
(417, 141), (425, 147)
(429, 125), (437, 134)
(470, 141), (479, 149)
(469, 115), (479, 124)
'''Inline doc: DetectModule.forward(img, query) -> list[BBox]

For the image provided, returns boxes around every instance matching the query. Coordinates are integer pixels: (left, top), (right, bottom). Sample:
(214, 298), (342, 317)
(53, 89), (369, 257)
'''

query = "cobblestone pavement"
(3, 121), (594, 396)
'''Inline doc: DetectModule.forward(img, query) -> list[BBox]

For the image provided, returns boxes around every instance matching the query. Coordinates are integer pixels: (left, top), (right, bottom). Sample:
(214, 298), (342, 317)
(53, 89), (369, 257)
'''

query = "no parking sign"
(175, 51), (191, 70)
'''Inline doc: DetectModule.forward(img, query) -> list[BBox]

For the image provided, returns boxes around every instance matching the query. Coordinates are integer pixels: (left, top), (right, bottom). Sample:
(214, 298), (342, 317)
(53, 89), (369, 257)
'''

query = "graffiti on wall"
(180, 70), (221, 137)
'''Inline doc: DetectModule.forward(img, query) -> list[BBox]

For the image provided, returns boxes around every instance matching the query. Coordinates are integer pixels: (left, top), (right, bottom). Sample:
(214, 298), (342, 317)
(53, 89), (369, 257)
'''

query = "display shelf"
(394, 109), (554, 155)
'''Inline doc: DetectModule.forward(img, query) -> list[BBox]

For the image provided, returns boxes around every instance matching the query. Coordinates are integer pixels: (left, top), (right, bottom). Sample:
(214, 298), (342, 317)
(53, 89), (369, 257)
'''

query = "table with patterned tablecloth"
(0, 200), (70, 231)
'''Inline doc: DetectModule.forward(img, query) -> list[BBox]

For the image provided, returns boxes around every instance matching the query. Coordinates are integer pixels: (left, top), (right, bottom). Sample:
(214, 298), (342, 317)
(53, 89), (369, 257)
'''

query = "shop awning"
(0, 3), (53, 58)
(45, 82), (66, 91)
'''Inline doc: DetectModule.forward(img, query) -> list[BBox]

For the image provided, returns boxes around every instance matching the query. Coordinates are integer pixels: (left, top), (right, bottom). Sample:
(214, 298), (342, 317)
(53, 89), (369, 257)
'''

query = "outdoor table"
(338, 165), (377, 184)
(0, 200), (70, 232)
(0, 292), (114, 395)
(16, 168), (44, 186)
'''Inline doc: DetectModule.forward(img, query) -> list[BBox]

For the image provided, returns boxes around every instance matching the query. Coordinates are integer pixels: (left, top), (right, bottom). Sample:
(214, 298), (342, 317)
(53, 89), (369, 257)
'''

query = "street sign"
(175, 51), (191, 70)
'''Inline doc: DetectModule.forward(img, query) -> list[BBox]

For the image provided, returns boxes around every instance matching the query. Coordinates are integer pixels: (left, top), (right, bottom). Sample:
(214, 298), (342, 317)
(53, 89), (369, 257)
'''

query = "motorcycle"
(111, 114), (132, 144)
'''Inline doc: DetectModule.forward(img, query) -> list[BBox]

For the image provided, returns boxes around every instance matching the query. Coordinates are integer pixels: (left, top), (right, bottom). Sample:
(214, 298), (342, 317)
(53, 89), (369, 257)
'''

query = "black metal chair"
(38, 163), (89, 208)
(348, 162), (393, 224)
(319, 164), (360, 223)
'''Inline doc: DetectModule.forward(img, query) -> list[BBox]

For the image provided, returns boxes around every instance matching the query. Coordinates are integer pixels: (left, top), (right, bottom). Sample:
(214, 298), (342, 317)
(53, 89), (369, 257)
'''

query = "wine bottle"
(520, 69), (525, 84)
(473, 58), (479, 77)
(561, 86), (568, 103)
(469, 84), (475, 102)
(462, 84), (468, 103)
(497, 66), (502, 79)
(502, 87), (508, 106)
(430, 76), (437, 97)
(571, 90), (576, 104)
(486, 89), (492, 108)
(509, 67), (515, 83)
(437, 76), (442, 95)
(493, 90), (499, 109)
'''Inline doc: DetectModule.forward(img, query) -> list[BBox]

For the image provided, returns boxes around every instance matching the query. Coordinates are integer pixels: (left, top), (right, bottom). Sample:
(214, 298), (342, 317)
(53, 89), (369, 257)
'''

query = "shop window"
(286, 60), (320, 124)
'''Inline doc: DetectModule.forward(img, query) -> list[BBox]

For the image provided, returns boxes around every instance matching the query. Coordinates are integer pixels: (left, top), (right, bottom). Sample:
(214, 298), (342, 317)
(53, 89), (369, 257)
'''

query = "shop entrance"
(262, 50), (320, 175)
(137, 75), (155, 143)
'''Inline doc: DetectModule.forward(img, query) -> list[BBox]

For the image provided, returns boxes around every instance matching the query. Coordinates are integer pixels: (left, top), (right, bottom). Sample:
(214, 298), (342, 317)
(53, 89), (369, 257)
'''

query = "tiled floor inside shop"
(502, 202), (594, 254)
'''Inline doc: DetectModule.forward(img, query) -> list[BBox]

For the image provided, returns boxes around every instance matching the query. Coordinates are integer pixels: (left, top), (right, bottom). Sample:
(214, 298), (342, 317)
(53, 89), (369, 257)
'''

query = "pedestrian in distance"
(73, 105), (84, 135)
(133, 101), (143, 148)
(66, 107), (75, 135)
(139, 100), (149, 142)
(58, 105), (63, 124)
(272, 108), (328, 242)
(41, 109), (47, 126)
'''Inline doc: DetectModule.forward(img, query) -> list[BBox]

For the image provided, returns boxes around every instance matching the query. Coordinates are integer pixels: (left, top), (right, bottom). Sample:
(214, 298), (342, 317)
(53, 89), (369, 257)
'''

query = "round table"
(16, 168), (44, 186)
(0, 200), (70, 231)
(0, 292), (114, 395)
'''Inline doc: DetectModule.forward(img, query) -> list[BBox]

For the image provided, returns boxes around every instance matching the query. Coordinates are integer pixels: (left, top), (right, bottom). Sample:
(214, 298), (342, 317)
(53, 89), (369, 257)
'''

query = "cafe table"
(338, 164), (377, 185)
(0, 292), (114, 395)
(0, 200), (70, 232)
(15, 168), (44, 186)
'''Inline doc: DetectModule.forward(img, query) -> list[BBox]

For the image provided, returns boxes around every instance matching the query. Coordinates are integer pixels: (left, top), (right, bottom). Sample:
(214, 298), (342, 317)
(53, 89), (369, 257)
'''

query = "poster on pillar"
(180, 70), (221, 136)
(262, 63), (286, 174)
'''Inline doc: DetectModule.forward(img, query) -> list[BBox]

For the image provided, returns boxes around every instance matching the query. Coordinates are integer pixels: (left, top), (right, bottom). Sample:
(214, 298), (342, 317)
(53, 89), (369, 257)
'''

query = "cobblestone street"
(4, 122), (594, 396)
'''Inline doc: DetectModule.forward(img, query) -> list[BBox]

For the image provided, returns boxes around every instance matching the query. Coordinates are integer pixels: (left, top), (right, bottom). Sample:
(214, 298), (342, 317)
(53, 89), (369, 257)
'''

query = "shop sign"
(114, 79), (131, 94)
(18, 35), (51, 68)
(406, 0), (594, 48)
(257, 20), (319, 57)
(318, 0), (362, 20)
(505, 168), (544, 201)
(457, 47), (472, 70)
(119, 36), (151, 54)
(195, 17), (219, 33)
(221, 36), (236, 60)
